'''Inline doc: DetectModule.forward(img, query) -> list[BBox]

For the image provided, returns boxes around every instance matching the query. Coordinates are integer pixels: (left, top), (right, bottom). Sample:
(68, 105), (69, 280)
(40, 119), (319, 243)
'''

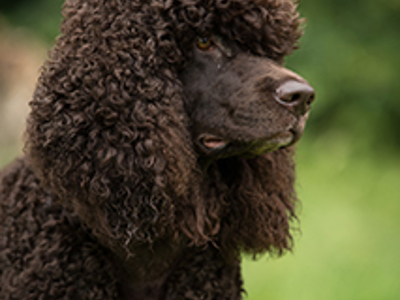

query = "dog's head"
(26, 0), (313, 255)
(181, 37), (314, 160)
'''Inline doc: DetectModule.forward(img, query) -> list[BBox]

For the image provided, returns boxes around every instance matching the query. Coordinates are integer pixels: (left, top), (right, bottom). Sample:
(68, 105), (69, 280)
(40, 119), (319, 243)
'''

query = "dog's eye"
(197, 37), (213, 51)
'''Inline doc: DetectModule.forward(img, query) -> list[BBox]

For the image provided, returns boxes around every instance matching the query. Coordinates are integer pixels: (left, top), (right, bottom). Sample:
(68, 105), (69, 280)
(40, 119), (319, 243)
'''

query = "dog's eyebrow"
(213, 35), (234, 58)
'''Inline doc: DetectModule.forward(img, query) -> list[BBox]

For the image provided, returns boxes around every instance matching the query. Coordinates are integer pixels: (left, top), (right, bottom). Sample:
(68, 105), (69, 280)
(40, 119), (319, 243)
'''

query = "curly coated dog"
(0, 0), (315, 299)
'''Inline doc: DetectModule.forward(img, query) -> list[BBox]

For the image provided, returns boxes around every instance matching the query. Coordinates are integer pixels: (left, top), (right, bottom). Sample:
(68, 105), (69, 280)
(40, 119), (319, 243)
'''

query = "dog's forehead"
(166, 0), (301, 60)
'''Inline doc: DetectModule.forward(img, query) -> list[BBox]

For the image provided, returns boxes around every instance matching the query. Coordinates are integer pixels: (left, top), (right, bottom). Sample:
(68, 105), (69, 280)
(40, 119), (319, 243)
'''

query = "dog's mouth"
(200, 135), (230, 150)
(198, 130), (301, 158)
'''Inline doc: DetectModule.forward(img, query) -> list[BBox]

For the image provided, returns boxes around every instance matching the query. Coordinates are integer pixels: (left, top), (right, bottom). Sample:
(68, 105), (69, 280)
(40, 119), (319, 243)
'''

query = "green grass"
(0, 143), (21, 168)
(1, 133), (399, 300)
(243, 132), (400, 300)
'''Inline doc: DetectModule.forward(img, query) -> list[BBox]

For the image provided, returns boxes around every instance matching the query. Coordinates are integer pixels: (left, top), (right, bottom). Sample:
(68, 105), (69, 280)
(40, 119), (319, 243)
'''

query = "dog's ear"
(26, 1), (205, 247)
(219, 147), (298, 256)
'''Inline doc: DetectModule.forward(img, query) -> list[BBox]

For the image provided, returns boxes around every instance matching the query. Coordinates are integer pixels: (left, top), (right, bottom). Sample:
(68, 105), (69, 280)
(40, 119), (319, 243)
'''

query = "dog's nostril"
(290, 93), (301, 102)
(306, 94), (315, 106)
(276, 80), (315, 115)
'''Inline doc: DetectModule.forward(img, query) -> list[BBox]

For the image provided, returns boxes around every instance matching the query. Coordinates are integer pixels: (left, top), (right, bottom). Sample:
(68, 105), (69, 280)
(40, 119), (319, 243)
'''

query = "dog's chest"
(119, 277), (166, 300)
(114, 239), (185, 299)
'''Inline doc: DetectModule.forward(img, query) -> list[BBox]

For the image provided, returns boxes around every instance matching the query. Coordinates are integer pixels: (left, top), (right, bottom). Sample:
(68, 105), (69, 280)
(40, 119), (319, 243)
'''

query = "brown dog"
(0, 0), (314, 299)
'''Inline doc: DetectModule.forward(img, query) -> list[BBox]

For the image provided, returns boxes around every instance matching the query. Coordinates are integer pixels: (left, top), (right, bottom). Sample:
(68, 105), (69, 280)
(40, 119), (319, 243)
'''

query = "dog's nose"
(276, 80), (315, 115)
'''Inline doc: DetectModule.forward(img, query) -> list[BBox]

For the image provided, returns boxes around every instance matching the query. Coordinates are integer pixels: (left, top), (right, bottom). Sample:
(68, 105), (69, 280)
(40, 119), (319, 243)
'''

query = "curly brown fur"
(0, 0), (313, 299)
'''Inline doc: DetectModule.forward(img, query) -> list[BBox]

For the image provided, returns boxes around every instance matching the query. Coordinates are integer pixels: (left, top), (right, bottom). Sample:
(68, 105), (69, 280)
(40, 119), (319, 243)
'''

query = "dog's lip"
(197, 128), (302, 157)
(199, 134), (229, 150)
(267, 131), (294, 147)
(266, 129), (304, 148)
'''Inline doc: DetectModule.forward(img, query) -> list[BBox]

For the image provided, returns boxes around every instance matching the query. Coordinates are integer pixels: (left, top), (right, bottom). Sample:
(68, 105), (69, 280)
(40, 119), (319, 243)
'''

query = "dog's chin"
(197, 129), (302, 160)
(246, 132), (295, 156)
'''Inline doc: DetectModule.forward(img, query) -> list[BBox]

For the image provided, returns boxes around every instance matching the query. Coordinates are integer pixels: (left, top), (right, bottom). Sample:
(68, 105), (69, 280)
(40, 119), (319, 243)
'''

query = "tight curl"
(26, 0), (302, 255)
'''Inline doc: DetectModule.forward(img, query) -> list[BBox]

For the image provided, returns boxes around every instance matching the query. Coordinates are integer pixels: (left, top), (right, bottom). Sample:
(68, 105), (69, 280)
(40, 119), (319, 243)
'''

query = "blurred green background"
(0, 1), (399, 299)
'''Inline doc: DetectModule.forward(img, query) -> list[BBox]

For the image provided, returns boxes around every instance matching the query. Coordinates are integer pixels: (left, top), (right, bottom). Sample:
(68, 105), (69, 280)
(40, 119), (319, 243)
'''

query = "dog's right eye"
(197, 37), (213, 51)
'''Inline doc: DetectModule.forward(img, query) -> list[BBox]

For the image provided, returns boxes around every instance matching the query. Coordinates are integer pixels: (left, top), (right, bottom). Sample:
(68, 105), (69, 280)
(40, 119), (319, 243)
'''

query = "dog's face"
(180, 35), (314, 159)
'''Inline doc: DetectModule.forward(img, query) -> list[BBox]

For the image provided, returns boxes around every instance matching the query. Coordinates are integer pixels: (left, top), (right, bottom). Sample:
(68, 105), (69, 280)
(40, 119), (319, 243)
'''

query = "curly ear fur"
(26, 0), (301, 254)
(216, 148), (297, 256)
(26, 0), (206, 247)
